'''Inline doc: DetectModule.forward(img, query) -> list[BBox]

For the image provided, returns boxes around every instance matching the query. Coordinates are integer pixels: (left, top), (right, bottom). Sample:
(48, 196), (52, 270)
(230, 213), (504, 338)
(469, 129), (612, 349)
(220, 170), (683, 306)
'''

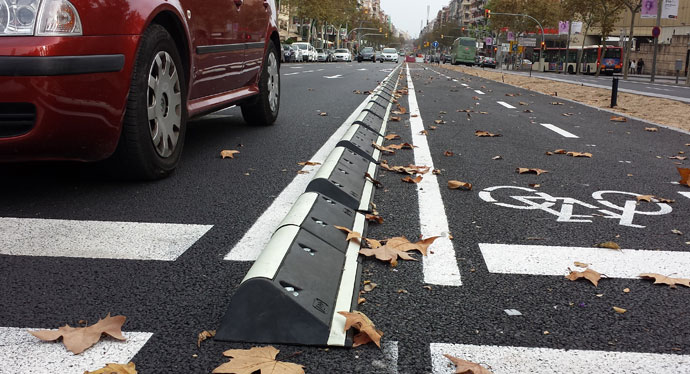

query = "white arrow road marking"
(497, 101), (516, 109)
(480, 243), (690, 279)
(406, 64), (462, 286)
(474, 90), (485, 95)
(224, 67), (401, 261)
(540, 123), (579, 138)
(324, 75), (343, 79)
(430, 343), (690, 374)
(357, 68), (368, 71)
(0, 218), (212, 261)
(1, 327), (153, 374)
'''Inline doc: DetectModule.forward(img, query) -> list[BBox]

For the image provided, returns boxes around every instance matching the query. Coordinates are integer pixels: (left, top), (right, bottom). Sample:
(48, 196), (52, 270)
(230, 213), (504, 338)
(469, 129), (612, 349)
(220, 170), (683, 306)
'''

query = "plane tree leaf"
(213, 346), (304, 374)
(29, 314), (126, 355)
(566, 267), (602, 287)
(639, 273), (690, 289)
(444, 354), (494, 374)
(221, 150), (240, 159)
(85, 362), (137, 374)
(337, 311), (383, 348)
(516, 168), (548, 175)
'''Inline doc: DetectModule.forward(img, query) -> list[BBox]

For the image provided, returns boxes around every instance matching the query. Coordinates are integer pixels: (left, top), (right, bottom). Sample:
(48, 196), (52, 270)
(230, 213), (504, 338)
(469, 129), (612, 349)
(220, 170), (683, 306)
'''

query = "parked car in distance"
(357, 47), (376, 62)
(283, 44), (296, 62)
(292, 42), (316, 62)
(0, 0), (281, 180)
(316, 48), (332, 62)
(333, 49), (352, 62)
(405, 54), (416, 63)
(481, 56), (497, 69)
(290, 45), (303, 62)
(380, 48), (399, 63)
(441, 54), (452, 64)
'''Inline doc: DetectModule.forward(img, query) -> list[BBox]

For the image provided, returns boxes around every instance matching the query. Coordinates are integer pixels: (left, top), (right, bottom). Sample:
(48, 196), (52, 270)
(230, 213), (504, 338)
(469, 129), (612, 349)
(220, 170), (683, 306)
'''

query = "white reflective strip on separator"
(311, 148), (346, 182)
(327, 212), (366, 346)
(242, 225), (301, 282)
(480, 243), (690, 279)
(1, 327), (153, 374)
(275, 192), (319, 228)
(358, 162), (379, 212)
(0, 218), (212, 261)
(430, 343), (690, 374)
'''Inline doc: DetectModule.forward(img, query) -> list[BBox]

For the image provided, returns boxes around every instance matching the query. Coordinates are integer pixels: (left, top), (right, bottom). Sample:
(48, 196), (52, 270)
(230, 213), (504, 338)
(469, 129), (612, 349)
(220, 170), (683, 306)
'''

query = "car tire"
(241, 42), (280, 127)
(111, 24), (186, 180)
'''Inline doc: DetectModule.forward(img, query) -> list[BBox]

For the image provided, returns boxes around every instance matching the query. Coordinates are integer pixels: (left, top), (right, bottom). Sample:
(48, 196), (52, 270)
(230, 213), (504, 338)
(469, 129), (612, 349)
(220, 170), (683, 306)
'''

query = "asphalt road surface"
(1, 61), (689, 374)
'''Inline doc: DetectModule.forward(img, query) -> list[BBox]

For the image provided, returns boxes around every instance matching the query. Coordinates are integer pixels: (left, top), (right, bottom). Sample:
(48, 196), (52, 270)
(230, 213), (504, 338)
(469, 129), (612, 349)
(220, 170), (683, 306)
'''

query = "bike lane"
(395, 63), (690, 372)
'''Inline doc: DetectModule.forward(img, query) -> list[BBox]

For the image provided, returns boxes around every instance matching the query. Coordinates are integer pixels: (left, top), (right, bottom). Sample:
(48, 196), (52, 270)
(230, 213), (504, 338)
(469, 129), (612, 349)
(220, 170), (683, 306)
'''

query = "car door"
(239, 0), (271, 87)
(187, 0), (245, 99)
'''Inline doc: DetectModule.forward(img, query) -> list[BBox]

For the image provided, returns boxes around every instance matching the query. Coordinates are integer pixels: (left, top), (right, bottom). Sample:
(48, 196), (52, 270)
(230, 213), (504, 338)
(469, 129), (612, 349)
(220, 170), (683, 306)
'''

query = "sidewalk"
(498, 64), (687, 84)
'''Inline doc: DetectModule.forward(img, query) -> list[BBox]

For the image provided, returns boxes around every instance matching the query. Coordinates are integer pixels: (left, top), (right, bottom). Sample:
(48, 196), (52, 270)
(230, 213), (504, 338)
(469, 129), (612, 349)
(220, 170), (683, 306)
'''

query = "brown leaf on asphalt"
(359, 236), (439, 266)
(516, 168), (548, 175)
(365, 214), (384, 224)
(550, 102), (564, 105)
(362, 281), (377, 293)
(613, 306), (627, 314)
(567, 151), (593, 158)
(85, 362), (137, 374)
(553, 149), (567, 154)
(29, 314), (126, 355)
(596, 241), (621, 250)
(472, 96), (480, 100)
(492, 156), (502, 160)
(420, 130), (429, 135)
(529, 183), (541, 188)
(319, 112), (328, 116)
(296, 170), (310, 175)
(636, 195), (654, 202)
(297, 161), (321, 166)
(372, 142), (396, 154)
(402, 176), (423, 184)
(197, 330), (216, 347)
(384, 134), (401, 140)
(669, 156), (688, 160)
(505, 93), (516, 97)
(353, 90), (362, 94)
(475, 130), (501, 137)
(433, 169), (442, 175)
(639, 273), (690, 289)
(220, 150), (240, 159)
(545, 152), (554, 156)
(574, 261), (589, 268)
(430, 126), (438, 130)
(333, 225), (362, 242)
(523, 109), (534, 113)
(434, 119), (446, 124)
(213, 346), (305, 374)
(444, 354), (494, 374)
(387, 143), (417, 150)
(678, 168), (690, 187)
(610, 116), (627, 122)
(396, 104), (408, 114)
(645, 127), (658, 132)
(444, 151), (454, 157)
(672, 229), (683, 235)
(519, 102), (529, 106)
(365, 238), (382, 249)
(457, 109), (473, 113)
(448, 180), (473, 190)
(365, 172), (383, 188)
(390, 116), (402, 122)
(338, 311), (383, 348)
(566, 267), (602, 287)
(562, 113), (574, 117)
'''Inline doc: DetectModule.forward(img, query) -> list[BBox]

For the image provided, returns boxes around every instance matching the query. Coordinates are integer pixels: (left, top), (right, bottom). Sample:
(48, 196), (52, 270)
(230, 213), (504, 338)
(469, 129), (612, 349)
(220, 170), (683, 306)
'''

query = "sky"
(380, 0), (449, 38)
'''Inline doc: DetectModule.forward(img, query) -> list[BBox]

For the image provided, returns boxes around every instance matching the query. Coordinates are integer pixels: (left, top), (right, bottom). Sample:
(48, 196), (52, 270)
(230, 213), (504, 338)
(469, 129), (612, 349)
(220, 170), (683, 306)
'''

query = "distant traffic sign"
(652, 26), (661, 38)
(432, 41), (439, 48)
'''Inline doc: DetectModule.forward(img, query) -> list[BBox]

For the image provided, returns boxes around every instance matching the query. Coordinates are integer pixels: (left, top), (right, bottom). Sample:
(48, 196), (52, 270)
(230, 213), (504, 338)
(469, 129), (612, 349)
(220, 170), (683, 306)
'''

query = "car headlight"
(1, 0), (81, 36)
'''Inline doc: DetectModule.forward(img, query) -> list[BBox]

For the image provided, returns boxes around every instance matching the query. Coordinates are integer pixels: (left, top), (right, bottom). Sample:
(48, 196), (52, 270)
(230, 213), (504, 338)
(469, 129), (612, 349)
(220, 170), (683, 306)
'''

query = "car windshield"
(460, 39), (475, 47)
(383, 48), (396, 53)
(316, 49), (324, 53)
(362, 47), (374, 52)
(294, 44), (308, 50)
(604, 48), (620, 58)
(335, 49), (348, 53)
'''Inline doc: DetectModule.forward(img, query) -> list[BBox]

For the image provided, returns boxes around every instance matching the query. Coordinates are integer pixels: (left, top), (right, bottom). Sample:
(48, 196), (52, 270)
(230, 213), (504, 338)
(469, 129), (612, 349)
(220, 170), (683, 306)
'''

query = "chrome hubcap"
(267, 52), (279, 113)
(147, 51), (181, 158)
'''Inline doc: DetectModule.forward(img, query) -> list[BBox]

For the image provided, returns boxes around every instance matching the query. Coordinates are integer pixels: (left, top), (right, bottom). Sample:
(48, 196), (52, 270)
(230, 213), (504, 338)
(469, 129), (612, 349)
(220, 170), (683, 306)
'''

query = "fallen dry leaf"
(358, 297), (366, 304)
(613, 306), (627, 314)
(669, 156), (688, 160)
(636, 195), (654, 202)
(402, 176), (423, 184)
(596, 241), (621, 250)
(519, 101), (529, 106)
(567, 151), (593, 158)
(319, 112), (328, 116)
(444, 151), (454, 157)
(672, 229), (683, 235)
(516, 168), (548, 175)
(475, 130), (501, 137)
(297, 161), (320, 166)
(562, 113), (574, 117)
(492, 156), (502, 160)
(645, 127), (659, 132)
(334, 225), (362, 242)
(359, 236), (439, 266)
(529, 183), (541, 188)
(448, 180), (473, 190)
(85, 362), (137, 374)
(213, 346), (304, 374)
(639, 273), (690, 289)
(338, 311), (383, 348)
(523, 109), (534, 113)
(364, 172), (383, 188)
(679, 168), (690, 187)
(384, 134), (401, 140)
(365, 214), (384, 224)
(197, 330), (216, 347)
(387, 142), (417, 150)
(362, 281), (377, 293)
(29, 314), (126, 355)
(372, 142), (396, 154)
(574, 261), (589, 268)
(434, 120), (446, 125)
(420, 130), (429, 135)
(432, 169), (441, 175)
(553, 149), (567, 154)
(390, 116), (402, 122)
(444, 354), (494, 374)
(296, 170), (309, 175)
(610, 116), (627, 122)
(220, 150), (240, 159)
(551, 102), (564, 105)
(472, 96), (480, 100)
(566, 267), (602, 287)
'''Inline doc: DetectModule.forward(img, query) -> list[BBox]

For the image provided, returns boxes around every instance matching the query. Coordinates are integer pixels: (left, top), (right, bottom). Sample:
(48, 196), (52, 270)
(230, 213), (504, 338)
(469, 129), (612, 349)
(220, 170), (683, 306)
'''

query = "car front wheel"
(112, 24), (186, 180)
(241, 42), (280, 126)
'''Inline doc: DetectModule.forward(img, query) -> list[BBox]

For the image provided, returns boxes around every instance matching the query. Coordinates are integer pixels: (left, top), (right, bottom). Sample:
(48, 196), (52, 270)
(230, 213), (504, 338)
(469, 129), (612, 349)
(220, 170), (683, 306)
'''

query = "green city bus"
(451, 37), (477, 66)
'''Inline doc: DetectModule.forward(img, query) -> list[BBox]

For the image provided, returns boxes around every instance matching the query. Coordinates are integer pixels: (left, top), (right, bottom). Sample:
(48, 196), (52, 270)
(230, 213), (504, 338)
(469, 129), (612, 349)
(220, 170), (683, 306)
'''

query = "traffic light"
(540, 41), (546, 51)
(385, 33), (388, 38)
(379, 27), (382, 32)
(485, 9), (491, 18)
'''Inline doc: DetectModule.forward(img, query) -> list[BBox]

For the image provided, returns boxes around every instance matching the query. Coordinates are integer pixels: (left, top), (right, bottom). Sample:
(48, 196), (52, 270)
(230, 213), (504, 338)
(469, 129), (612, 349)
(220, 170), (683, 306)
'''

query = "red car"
(0, 0), (280, 179)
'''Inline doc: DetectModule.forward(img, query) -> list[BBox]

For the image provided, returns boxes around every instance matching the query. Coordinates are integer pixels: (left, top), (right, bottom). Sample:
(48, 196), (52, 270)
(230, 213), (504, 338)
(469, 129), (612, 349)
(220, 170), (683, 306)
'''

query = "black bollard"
(610, 77), (619, 108)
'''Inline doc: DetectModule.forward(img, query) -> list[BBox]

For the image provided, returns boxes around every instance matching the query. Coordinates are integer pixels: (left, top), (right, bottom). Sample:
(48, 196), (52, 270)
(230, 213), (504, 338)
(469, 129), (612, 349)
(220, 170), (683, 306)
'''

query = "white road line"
(480, 243), (690, 279)
(382, 341), (399, 374)
(224, 68), (401, 261)
(324, 75), (343, 79)
(539, 123), (579, 138)
(1, 327), (152, 374)
(406, 64), (462, 286)
(679, 192), (690, 199)
(461, 83), (469, 87)
(283, 72), (300, 76)
(0, 218), (212, 261)
(497, 101), (516, 109)
(474, 90), (485, 95)
(430, 343), (690, 374)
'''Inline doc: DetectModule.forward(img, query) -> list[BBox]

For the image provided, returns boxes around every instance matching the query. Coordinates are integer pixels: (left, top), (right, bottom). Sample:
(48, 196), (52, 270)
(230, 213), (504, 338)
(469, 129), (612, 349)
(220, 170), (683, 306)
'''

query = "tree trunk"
(577, 24), (590, 75)
(623, 7), (637, 80)
(597, 39), (606, 77)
